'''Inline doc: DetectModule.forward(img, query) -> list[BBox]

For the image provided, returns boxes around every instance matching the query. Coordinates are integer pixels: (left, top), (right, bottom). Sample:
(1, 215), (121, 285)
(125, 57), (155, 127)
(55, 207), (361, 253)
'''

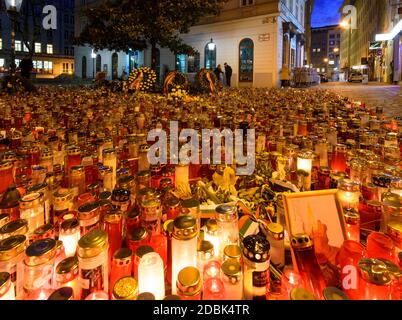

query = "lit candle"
(215, 205), (239, 258)
(331, 144), (347, 173)
(138, 252), (165, 300)
(314, 139), (328, 167)
(203, 277), (226, 300)
(103, 148), (117, 190)
(344, 208), (361, 243)
(176, 266), (202, 300)
(297, 150), (314, 191)
(85, 290), (109, 300)
(59, 219), (80, 257)
(171, 216), (197, 295)
(138, 144), (150, 172)
(55, 256), (81, 300)
(0, 272), (15, 300)
(264, 223), (285, 269)
(203, 260), (221, 281)
(197, 240), (214, 280)
(175, 163), (189, 188)
(203, 219), (221, 258)
(221, 259), (243, 300)
(112, 276), (138, 300)
(337, 179), (361, 211)
(110, 248), (133, 298)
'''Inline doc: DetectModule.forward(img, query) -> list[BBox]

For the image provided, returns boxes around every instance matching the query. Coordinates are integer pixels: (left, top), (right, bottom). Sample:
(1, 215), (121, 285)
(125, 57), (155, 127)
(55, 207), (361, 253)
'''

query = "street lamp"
(340, 19), (352, 79)
(208, 38), (216, 51)
(5, 0), (23, 75)
(91, 49), (97, 79)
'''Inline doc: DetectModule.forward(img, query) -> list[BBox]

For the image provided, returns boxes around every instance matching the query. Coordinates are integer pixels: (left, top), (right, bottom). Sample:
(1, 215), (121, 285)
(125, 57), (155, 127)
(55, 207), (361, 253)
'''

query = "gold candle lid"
(56, 256), (79, 283)
(33, 223), (55, 237)
(25, 238), (57, 266)
(0, 219), (28, 238)
(223, 245), (241, 260)
(357, 258), (392, 285)
(173, 215), (197, 240)
(113, 248), (133, 262)
(113, 276), (138, 300)
(48, 287), (74, 300)
(221, 258), (242, 283)
(0, 235), (26, 261)
(19, 192), (43, 209)
(323, 287), (350, 300)
(78, 229), (108, 259)
(266, 223), (284, 240)
(0, 272), (11, 296)
(290, 233), (313, 250)
(177, 266), (202, 297)
(197, 240), (214, 259)
(290, 287), (316, 300)
(206, 219), (218, 234)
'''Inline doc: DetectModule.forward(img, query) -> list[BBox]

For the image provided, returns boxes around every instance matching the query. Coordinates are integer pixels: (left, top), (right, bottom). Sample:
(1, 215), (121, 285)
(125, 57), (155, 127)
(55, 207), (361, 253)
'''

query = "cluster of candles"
(0, 87), (400, 300)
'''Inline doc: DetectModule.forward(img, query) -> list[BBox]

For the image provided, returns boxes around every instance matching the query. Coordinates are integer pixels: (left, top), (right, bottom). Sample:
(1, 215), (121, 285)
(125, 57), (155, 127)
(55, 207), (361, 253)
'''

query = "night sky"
(312, 0), (344, 27)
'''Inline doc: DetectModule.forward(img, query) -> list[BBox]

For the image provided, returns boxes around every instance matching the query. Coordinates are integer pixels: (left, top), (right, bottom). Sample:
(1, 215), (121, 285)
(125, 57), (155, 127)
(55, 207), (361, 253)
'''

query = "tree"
(75, 0), (228, 71)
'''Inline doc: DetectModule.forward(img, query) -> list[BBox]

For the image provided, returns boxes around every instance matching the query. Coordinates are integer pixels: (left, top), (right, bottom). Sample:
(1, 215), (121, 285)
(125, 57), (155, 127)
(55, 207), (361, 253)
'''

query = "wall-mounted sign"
(258, 33), (270, 42)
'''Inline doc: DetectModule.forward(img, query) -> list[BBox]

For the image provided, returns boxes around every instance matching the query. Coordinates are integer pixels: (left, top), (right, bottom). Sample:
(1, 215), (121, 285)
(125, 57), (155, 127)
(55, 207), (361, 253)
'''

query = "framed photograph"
(283, 189), (347, 249)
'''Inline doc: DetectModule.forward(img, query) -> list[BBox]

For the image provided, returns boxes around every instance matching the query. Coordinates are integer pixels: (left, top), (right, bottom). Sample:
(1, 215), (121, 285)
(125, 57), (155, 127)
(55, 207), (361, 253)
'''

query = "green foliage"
(1, 75), (36, 95)
(75, 0), (228, 60)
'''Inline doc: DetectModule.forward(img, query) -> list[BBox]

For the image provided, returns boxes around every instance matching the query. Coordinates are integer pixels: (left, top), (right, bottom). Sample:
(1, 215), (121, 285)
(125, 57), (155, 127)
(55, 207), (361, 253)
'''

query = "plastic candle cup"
(110, 248), (133, 299)
(221, 258), (243, 300)
(138, 252), (165, 300)
(176, 266), (202, 300)
(59, 219), (80, 257)
(337, 179), (361, 211)
(297, 150), (314, 191)
(0, 272), (15, 300)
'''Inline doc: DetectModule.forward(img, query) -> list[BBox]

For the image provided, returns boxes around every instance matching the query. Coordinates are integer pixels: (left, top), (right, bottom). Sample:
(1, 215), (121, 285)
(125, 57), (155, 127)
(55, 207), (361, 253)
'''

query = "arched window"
(111, 52), (118, 79)
(96, 54), (101, 73)
(187, 52), (200, 73)
(204, 42), (216, 70)
(81, 56), (87, 79)
(239, 38), (254, 82)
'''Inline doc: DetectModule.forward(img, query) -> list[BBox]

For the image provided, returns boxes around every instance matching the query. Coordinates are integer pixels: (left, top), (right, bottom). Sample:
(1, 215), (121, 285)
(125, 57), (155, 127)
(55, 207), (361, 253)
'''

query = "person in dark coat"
(224, 62), (232, 87)
(20, 55), (33, 79)
(214, 64), (224, 85)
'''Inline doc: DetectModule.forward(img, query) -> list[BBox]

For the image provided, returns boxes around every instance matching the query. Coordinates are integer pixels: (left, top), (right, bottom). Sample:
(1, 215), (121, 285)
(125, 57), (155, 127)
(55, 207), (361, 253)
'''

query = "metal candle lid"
(0, 219), (28, 238)
(0, 272), (11, 296)
(25, 238), (57, 266)
(19, 192), (43, 209)
(290, 288), (316, 300)
(173, 215), (197, 240)
(215, 204), (238, 222)
(357, 258), (392, 285)
(323, 287), (350, 300)
(221, 258), (242, 284)
(113, 276), (138, 300)
(137, 292), (155, 300)
(266, 223), (285, 240)
(177, 266), (202, 296)
(242, 234), (270, 263)
(197, 240), (214, 259)
(135, 245), (154, 258)
(130, 227), (148, 242)
(290, 233), (313, 250)
(113, 248), (133, 262)
(78, 229), (108, 259)
(223, 245), (241, 260)
(338, 179), (361, 192)
(0, 235), (26, 261)
(48, 287), (74, 300)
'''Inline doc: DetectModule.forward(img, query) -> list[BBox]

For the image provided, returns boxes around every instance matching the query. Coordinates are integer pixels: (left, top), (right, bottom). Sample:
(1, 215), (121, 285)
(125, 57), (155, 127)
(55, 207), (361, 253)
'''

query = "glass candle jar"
(77, 229), (109, 299)
(136, 170), (151, 191)
(103, 148), (117, 191)
(138, 145), (150, 172)
(78, 201), (101, 236)
(175, 163), (189, 188)
(70, 166), (86, 198)
(290, 234), (326, 300)
(197, 240), (214, 279)
(171, 215), (198, 295)
(180, 198), (201, 232)
(381, 193), (401, 233)
(140, 198), (162, 236)
(344, 208), (361, 243)
(55, 256), (81, 300)
(215, 205), (239, 257)
(203, 277), (226, 300)
(53, 189), (74, 234)
(297, 150), (314, 191)
(126, 207), (141, 242)
(315, 139), (329, 167)
(176, 266), (202, 300)
(164, 197), (180, 221)
(0, 214), (9, 229)
(0, 235), (26, 299)
(264, 222), (285, 269)
(0, 272), (14, 300)
(221, 258), (243, 300)
(59, 219), (80, 257)
(128, 226), (149, 259)
(26, 146), (40, 167)
(112, 276), (138, 300)
(387, 221), (402, 254)
(40, 149), (53, 174)
(337, 179), (361, 211)
(0, 219), (28, 240)
(357, 258), (393, 300)
(19, 192), (45, 235)
(366, 232), (395, 261)
(138, 252), (165, 300)
(134, 245), (154, 281)
(204, 219), (221, 258)
(162, 220), (174, 285)
(0, 161), (14, 195)
(32, 223), (55, 243)
(66, 146), (81, 174)
(336, 240), (366, 300)
(117, 175), (137, 206)
(0, 185), (21, 223)
(103, 209), (123, 261)
(223, 244), (242, 263)
(23, 238), (57, 300)
(331, 144), (347, 173)
(27, 183), (50, 225)
(110, 248), (133, 298)
(242, 234), (270, 300)
(317, 166), (331, 190)
(349, 159), (365, 183)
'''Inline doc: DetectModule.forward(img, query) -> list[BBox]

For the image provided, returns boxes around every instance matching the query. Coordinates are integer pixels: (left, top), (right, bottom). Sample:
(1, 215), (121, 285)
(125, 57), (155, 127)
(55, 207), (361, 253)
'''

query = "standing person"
(20, 55), (33, 79)
(224, 62), (232, 87)
(214, 64), (224, 85)
(280, 64), (291, 88)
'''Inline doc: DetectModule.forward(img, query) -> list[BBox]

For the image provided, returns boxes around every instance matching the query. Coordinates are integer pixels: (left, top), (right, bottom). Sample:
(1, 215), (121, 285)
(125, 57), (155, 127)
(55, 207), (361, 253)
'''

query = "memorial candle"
(297, 150), (314, 191)
(138, 252), (165, 300)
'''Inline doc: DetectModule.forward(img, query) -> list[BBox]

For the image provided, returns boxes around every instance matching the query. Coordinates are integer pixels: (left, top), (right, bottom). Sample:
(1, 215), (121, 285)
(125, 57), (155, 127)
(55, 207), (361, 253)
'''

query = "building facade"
(311, 25), (341, 79)
(0, 0), (75, 78)
(339, 0), (388, 81)
(75, 0), (309, 88)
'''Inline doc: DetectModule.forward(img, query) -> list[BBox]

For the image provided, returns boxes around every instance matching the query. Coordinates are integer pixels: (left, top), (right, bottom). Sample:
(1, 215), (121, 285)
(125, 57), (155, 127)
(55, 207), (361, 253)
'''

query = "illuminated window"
(23, 42), (29, 52)
(0, 38), (2, 50)
(15, 40), (22, 51)
(47, 44), (53, 54)
(35, 42), (41, 53)
(317, 48), (321, 52)
(0, 58), (4, 67)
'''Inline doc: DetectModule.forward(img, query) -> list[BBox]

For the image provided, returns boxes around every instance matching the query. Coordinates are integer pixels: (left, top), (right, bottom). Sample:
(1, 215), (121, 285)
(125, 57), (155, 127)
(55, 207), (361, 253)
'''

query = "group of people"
(213, 62), (233, 87)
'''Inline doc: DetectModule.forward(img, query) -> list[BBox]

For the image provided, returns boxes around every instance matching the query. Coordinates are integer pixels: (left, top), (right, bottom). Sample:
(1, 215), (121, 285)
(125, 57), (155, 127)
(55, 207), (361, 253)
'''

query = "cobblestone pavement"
(314, 82), (402, 119)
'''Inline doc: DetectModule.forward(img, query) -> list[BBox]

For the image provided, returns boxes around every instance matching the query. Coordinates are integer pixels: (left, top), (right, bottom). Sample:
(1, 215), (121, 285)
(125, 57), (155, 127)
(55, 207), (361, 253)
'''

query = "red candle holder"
(367, 232), (395, 261)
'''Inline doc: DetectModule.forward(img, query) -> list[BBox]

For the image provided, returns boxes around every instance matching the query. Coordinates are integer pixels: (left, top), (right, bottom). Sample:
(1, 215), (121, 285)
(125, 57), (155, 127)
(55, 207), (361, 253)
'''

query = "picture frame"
(283, 189), (347, 249)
